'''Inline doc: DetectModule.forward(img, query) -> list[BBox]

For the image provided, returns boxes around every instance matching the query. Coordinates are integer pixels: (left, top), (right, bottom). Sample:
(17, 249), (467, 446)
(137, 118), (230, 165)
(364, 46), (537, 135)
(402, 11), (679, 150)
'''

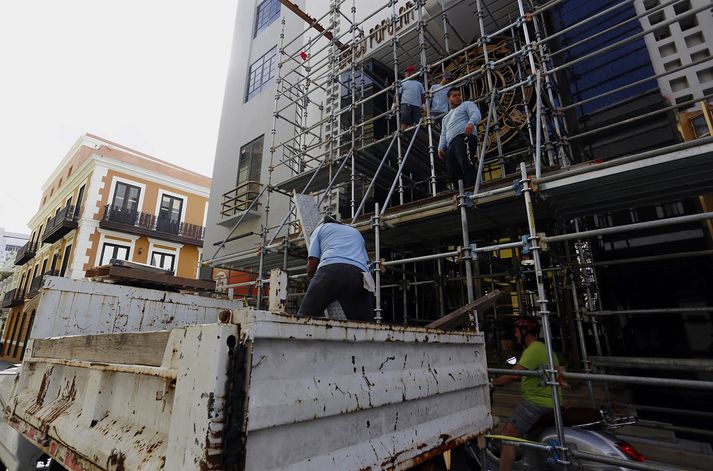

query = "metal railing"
(42, 204), (79, 243)
(0, 289), (22, 308)
(14, 241), (37, 266)
(101, 205), (205, 242)
(221, 181), (263, 217)
(27, 270), (58, 299)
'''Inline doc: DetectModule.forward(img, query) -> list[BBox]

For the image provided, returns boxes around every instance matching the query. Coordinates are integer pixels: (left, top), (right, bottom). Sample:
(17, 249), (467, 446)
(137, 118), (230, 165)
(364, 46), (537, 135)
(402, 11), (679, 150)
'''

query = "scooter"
(464, 406), (645, 470)
(464, 357), (645, 470)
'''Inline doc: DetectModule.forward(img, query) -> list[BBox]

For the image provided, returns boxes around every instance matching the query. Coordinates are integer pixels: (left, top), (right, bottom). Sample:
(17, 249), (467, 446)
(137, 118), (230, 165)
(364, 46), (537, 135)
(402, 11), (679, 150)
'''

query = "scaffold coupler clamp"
(468, 243), (479, 261)
(455, 245), (465, 263)
(513, 178), (523, 197)
(538, 232), (548, 251)
(370, 213), (382, 229)
(521, 235), (532, 254)
(544, 366), (560, 387)
(372, 259), (385, 274)
(543, 438), (570, 466)
(462, 191), (474, 208)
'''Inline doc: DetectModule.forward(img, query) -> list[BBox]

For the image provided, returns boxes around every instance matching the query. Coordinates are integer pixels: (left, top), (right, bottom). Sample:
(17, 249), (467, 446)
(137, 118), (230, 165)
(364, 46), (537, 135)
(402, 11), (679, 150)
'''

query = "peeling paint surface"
(236, 310), (492, 470)
(30, 276), (241, 340)
(7, 305), (491, 470)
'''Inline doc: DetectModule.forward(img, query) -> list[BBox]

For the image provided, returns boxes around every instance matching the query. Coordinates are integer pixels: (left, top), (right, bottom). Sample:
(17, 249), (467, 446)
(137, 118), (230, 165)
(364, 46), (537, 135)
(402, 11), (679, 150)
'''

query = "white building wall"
(206, 0), (425, 263)
(635, 0), (713, 107)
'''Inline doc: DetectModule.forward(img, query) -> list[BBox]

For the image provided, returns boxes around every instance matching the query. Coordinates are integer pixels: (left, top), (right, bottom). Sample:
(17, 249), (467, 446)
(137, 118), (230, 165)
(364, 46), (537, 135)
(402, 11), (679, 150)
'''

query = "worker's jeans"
(298, 264), (374, 322)
(446, 133), (477, 188)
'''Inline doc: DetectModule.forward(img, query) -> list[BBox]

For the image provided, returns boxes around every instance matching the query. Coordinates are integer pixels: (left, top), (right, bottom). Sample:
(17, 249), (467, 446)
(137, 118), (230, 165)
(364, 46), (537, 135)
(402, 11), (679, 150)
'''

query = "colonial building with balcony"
(0, 229), (29, 354)
(0, 133), (210, 363)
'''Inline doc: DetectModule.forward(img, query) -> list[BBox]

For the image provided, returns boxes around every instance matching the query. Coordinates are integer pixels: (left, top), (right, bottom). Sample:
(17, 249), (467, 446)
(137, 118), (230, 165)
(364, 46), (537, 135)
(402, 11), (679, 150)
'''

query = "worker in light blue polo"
(399, 65), (425, 131)
(298, 215), (374, 322)
(429, 71), (452, 117)
(437, 87), (482, 188)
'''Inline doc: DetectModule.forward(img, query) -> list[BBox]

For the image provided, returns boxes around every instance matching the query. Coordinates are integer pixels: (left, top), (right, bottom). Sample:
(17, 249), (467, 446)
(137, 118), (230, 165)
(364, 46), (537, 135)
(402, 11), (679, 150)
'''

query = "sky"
(0, 1), (238, 234)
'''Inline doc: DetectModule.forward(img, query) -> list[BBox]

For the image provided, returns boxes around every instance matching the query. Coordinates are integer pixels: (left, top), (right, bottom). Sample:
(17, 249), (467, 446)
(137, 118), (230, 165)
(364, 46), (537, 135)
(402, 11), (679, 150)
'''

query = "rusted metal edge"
(234, 309), (485, 343)
(24, 357), (177, 379)
(7, 417), (102, 471)
(393, 429), (489, 471)
(222, 331), (252, 470)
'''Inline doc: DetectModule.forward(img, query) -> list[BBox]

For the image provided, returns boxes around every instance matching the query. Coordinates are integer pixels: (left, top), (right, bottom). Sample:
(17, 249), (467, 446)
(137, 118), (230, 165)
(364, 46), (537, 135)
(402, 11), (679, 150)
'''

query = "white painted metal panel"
(236, 310), (492, 470)
(30, 276), (241, 338)
(0, 366), (43, 471)
(7, 308), (491, 470)
(8, 323), (238, 471)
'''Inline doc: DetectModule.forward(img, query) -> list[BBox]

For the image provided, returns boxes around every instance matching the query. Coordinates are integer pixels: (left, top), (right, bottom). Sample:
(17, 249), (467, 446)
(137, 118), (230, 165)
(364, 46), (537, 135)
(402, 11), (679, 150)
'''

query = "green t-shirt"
(518, 340), (560, 408)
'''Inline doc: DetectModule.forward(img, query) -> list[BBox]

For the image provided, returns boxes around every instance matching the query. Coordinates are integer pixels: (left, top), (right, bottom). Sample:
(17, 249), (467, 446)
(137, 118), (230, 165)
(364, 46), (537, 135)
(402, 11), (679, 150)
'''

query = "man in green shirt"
(491, 317), (565, 471)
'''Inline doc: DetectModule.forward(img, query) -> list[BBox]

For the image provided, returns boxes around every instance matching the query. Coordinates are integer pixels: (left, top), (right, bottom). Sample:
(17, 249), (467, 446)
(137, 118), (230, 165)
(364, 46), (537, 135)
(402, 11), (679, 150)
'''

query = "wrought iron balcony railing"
(0, 289), (23, 308)
(42, 204), (79, 244)
(27, 270), (58, 299)
(100, 205), (205, 246)
(14, 241), (37, 266)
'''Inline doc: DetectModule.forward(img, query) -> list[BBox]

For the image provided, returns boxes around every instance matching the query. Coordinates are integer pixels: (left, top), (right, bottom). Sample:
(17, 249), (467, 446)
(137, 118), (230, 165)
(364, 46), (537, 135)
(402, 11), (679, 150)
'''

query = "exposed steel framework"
(205, 1), (713, 468)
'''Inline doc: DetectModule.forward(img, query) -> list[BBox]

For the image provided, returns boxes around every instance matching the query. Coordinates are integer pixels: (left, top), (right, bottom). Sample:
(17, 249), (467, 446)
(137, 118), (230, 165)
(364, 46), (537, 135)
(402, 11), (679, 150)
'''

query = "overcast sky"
(0, 1), (238, 234)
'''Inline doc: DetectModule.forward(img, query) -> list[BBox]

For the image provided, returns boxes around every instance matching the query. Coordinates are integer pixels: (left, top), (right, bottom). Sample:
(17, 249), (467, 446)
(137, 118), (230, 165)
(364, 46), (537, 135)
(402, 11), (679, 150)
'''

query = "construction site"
(200, 0), (713, 469)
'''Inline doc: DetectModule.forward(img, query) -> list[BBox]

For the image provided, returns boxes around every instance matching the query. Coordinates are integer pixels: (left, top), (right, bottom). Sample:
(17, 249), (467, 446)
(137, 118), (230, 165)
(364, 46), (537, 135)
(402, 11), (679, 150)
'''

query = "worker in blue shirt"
(437, 87), (482, 188)
(297, 215), (374, 321)
(429, 71), (452, 117)
(399, 65), (425, 131)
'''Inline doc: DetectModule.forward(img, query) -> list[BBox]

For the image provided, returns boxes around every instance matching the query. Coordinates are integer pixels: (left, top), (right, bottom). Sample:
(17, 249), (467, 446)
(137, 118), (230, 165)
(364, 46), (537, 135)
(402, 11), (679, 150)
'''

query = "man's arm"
(307, 257), (319, 280)
(438, 115), (448, 159)
(306, 225), (322, 280)
(464, 101), (482, 136)
(491, 363), (526, 387)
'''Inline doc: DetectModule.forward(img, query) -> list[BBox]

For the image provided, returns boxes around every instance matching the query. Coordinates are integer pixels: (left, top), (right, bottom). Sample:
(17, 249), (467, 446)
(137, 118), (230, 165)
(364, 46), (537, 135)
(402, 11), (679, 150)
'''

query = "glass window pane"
(246, 47), (277, 101)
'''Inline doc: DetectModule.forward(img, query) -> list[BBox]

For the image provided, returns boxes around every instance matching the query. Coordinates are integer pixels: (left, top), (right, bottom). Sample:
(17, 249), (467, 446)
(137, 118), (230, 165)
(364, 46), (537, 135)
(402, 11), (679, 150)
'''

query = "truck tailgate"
(7, 309), (491, 470)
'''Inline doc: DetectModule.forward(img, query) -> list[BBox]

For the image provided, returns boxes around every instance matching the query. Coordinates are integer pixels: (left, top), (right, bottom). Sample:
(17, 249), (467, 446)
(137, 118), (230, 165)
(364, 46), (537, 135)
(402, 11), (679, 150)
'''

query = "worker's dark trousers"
(446, 133), (477, 188)
(298, 264), (374, 322)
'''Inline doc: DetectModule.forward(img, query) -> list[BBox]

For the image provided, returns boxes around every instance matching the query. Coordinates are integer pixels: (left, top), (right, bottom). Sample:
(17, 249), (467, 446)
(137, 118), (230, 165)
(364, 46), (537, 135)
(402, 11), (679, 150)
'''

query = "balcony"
(14, 242), (37, 266)
(219, 181), (262, 227)
(1, 289), (23, 308)
(27, 270), (58, 299)
(42, 204), (79, 244)
(100, 205), (205, 247)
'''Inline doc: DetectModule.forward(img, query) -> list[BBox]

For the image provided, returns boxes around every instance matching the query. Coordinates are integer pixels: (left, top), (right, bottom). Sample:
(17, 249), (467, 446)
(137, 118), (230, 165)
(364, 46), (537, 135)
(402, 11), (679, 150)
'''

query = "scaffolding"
(206, 0), (713, 469)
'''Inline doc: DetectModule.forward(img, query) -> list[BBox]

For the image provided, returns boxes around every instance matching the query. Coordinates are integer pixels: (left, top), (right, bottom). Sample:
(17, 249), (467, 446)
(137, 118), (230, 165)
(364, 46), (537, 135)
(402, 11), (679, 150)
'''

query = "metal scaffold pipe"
(590, 307), (713, 315)
(544, 211), (713, 243)
(380, 122), (422, 215)
(519, 162), (569, 468)
(351, 132), (399, 223)
(488, 367), (713, 391)
(382, 250), (460, 267)
(373, 202), (382, 324)
(547, 2), (713, 76)
(458, 181), (476, 319)
(590, 355), (713, 372)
